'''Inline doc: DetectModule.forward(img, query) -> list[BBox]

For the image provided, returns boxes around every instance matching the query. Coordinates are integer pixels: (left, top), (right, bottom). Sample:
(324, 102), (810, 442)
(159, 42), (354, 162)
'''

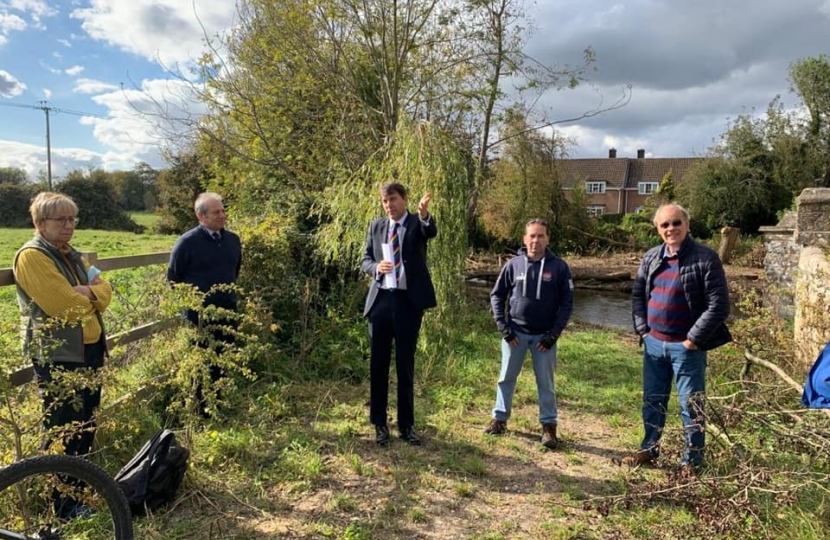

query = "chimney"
(637, 148), (645, 159)
(609, 148), (617, 158)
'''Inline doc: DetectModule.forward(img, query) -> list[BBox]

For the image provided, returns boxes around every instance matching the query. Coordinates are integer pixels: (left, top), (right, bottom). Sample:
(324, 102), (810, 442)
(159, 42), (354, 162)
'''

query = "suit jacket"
(361, 211), (438, 316)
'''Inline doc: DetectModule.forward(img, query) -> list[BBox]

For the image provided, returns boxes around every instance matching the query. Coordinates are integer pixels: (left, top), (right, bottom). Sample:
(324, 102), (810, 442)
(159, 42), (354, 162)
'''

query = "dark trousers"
(368, 289), (424, 429)
(33, 338), (105, 457)
(188, 310), (238, 415)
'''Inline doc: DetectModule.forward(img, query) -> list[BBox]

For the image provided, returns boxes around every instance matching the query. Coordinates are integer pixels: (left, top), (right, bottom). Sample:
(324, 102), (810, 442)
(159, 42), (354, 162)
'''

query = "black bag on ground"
(113, 428), (190, 515)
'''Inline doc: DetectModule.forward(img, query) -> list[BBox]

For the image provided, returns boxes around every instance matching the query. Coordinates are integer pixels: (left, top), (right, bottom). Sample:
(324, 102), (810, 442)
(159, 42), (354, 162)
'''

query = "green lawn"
(0, 226), (177, 267)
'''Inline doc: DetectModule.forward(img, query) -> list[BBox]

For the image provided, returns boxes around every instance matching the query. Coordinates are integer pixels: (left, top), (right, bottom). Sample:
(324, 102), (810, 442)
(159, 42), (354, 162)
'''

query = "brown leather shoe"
(541, 423), (558, 449)
(484, 419), (507, 435)
(621, 450), (656, 467)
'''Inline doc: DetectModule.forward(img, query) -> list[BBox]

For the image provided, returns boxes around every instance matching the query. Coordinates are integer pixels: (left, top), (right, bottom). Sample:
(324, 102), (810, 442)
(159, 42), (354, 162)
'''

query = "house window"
(586, 205), (605, 216)
(634, 206), (645, 214)
(585, 181), (606, 194)
(638, 182), (658, 195)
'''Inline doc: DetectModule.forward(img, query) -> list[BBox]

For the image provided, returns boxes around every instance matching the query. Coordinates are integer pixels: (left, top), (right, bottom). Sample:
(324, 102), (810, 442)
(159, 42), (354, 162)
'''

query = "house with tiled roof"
(557, 149), (705, 215)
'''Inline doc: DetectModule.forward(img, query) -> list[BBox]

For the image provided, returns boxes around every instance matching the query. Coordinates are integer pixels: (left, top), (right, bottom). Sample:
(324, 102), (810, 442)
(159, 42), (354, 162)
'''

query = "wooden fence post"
(718, 226), (740, 264)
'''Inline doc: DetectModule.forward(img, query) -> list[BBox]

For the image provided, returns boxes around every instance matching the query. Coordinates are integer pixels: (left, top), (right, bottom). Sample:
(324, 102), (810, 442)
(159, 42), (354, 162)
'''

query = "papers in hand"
(381, 243), (397, 289)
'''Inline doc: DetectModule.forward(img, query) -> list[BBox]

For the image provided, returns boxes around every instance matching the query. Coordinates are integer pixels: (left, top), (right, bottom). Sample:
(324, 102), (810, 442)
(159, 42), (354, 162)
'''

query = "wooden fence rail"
(2, 251), (172, 387)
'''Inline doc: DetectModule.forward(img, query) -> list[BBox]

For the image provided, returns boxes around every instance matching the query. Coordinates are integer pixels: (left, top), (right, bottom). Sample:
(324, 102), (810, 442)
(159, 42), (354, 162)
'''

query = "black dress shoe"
(375, 425), (390, 446)
(399, 426), (422, 446)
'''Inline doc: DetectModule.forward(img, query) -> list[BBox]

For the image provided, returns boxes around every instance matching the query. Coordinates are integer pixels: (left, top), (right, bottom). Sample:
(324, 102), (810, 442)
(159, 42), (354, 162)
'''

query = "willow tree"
(317, 119), (468, 363)
(478, 108), (570, 248)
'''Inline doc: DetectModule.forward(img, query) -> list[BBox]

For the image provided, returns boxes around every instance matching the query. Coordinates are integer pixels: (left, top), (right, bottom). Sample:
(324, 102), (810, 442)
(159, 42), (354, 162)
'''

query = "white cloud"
(86, 78), (206, 160)
(0, 138), (104, 181)
(1, 0), (57, 32)
(73, 78), (119, 94)
(57, 38), (71, 47)
(70, 0), (236, 68)
(39, 61), (61, 74)
(42, 87), (51, 98)
(0, 76), (202, 179)
(5, 0), (58, 22)
(65, 65), (84, 76)
(0, 13), (25, 47)
(0, 13), (27, 33)
(0, 69), (26, 97)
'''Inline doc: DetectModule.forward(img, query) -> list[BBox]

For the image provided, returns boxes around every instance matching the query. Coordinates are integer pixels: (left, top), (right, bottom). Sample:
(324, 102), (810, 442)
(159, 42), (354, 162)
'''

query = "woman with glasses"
(12, 192), (112, 519)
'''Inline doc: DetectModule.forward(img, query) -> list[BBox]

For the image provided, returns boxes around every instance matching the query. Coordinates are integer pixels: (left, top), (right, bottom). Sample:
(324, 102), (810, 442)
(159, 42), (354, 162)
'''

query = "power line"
(0, 101), (110, 188)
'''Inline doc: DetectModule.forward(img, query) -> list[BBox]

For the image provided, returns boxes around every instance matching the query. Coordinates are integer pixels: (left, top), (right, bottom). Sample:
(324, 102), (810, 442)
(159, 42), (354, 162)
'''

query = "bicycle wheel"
(0, 455), (133, 540)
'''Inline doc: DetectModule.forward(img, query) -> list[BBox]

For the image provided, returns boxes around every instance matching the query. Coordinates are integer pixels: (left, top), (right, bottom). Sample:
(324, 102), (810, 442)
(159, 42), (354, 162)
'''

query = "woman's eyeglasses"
(46, 217), (80, 226)
(658, 219), (683, 229)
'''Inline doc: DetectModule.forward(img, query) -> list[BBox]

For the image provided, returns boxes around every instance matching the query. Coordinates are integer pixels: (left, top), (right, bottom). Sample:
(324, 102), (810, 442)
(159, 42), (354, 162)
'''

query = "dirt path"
(236, 402), (636, 540)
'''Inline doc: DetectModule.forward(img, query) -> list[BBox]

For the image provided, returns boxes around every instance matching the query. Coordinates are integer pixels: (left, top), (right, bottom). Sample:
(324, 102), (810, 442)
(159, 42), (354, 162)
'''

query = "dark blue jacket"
(167, 226), (242, 319)
(632, 236), (731, 351)
(491, 247), (574, 338)
(361, 211), (437, 316)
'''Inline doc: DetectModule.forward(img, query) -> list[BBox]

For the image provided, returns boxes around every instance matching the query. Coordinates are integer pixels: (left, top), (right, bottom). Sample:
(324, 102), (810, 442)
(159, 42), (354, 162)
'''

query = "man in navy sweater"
(485, 219), (574, 449)
(168, 192), (242, 417)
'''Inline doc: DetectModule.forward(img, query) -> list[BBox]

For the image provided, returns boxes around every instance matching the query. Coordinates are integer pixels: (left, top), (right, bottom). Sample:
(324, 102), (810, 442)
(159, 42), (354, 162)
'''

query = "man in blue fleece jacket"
(485, 218), (574, 449)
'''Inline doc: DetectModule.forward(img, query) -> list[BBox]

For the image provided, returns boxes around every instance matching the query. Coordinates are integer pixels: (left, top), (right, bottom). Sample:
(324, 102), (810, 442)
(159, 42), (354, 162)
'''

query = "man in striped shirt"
(623, 203), (731, 476)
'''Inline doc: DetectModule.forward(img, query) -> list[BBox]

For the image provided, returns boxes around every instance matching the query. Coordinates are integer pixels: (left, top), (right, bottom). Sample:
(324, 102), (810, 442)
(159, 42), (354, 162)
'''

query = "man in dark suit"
(361, 182), (437, 446)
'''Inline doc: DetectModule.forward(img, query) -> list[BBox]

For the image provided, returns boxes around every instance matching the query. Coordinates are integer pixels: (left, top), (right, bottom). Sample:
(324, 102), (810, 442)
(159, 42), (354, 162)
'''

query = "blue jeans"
(640, 334), (707, 466)
(492, 330), (558, 425)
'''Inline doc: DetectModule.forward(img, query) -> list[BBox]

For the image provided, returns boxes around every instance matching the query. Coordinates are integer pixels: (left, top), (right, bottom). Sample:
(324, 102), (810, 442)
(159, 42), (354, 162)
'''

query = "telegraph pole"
(0, 101), (106, 187)
(39, 101), (53, 189)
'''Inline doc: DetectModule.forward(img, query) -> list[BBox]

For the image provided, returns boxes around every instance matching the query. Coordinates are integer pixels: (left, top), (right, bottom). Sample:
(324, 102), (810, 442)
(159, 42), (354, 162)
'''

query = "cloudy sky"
(1, 0), (829, 181)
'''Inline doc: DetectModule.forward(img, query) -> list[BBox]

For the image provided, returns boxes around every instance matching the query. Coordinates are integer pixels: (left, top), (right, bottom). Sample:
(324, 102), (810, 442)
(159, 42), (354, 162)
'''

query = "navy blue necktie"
(391, 222), (401, 282)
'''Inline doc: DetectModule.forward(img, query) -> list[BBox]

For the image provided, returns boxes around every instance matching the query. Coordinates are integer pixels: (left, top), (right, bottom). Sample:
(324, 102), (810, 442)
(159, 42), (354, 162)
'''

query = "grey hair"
(653, 202), (690, 226)
(194, 192), (223, 215)
(29, 192), (78, 224)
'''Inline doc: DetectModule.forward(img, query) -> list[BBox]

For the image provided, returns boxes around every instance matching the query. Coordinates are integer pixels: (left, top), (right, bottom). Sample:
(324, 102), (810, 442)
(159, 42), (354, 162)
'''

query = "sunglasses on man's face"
(658, 219), (683, 229)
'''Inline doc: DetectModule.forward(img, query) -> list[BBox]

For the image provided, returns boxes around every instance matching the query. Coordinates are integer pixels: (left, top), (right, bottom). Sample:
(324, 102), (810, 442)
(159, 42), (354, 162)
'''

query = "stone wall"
(795, 247), (830, 365)
(760, 212), (798, 318)
(764, 188), (830, 365)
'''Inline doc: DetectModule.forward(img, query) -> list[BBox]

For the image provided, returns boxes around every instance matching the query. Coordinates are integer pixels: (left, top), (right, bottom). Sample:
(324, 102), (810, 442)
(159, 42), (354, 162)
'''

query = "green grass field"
(0, 226), (177, 268)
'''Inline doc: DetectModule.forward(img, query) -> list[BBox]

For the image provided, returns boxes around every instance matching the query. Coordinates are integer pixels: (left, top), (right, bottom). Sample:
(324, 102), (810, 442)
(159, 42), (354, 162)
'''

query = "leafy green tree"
(57, 170), (142, 231)
(134, 162), (160, 210)
(678, 157), (788, 234)
(678, 93), (822, 234)
(789, 55), (830, 185)
(0, 183), (37, 227)
(108, 170), (143, 211)
(0, 167), (28, 185)
(643, 169), (676, 211)
(478, 108), (571, 250)
(155, 152), (210, 234)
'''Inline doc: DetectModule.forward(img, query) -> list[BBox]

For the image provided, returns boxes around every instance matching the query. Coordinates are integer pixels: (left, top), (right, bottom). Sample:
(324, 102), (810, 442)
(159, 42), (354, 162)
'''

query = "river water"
(572, 289), (632, 330)
(467, 279), (633, 331)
